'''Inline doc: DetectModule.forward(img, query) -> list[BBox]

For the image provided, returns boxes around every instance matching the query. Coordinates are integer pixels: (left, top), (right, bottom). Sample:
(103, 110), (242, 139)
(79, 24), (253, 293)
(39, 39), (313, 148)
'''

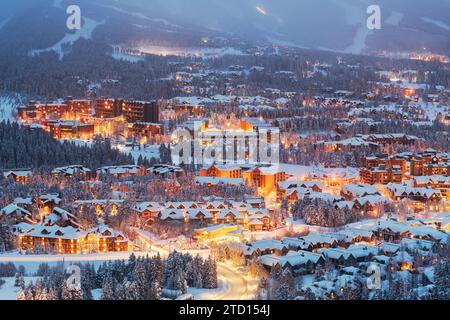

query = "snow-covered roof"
(97, 165), (141, 175)
(133, 202), (163, 213)
(244, 239), (286, 255)
(159, 209), (185, 220)
(24, 225), (87, 239)
(195, 176), (244, 186)
(278, 180), (323, 191)
(217, 208), (245, 219)
(342, 184), (380, 197)
(52, 165), (91, 175)
(355, 195), (390, 207)
(259, 250), (323, 268)
(378, 242), (401, 254)
(400, 238), (435, 251)
(386, 183), (441, 199)
(39, 194), (62, 204)
(392, 251), (414, 265)
(0, 204), (34, 224)
(187, 208), (212, 220)
(3, 170), (32, 178)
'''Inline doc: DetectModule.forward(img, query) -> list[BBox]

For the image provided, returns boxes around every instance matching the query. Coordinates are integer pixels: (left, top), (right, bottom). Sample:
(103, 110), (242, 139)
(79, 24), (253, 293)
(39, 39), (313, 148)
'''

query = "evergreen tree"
(61, 281), (83, 300)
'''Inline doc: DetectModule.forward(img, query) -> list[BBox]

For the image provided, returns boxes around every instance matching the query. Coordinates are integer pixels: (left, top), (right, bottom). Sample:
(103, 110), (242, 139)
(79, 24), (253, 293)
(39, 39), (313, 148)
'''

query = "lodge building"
(18, 225), (132, 254)
(95, 98), (160, 123)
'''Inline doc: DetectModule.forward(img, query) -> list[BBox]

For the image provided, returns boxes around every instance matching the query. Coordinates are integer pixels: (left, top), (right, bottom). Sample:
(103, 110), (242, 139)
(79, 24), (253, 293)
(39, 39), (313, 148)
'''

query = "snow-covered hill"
(0, 0), (449, 56)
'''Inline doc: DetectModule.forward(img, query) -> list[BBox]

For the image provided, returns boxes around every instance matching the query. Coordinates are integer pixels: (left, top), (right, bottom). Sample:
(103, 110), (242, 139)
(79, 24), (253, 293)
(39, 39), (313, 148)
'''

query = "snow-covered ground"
(117, 145), (161, 162)
(279, 163), (359, 181)
(136, 230), (258, 300)
(0, 94), (23, 122)
(0, 277), (39, 300)
(190, 263), (258, 300)
(137, 45), (248, 58)
(188, 277), (230, 300)
(330, 0), (372, 54)
(0, 251), (146, 275)
(30, 17), (105, 60)
(412, 101), (449, 121)
(422, 17), (450, 31)
(111, 51), (145, 63)
(91, 288), (102, 300)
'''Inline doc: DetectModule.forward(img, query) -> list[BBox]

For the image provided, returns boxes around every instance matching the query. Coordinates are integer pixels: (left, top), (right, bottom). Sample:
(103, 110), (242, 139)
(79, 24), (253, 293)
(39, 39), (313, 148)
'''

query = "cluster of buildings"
(360, 150), (450, 201)
(133, 198), (273, 234)
(243, 214), (450, 298)
(17, 97), (161, 141)
(279, 180), (390, 214)
(4, 164), (183, 184)
(17, 225), (131, 255)
(318, 133), (419, 153)
(197, 164), (286, 196)
(0, 194), (132, 254)
(178, 118), (280, 166)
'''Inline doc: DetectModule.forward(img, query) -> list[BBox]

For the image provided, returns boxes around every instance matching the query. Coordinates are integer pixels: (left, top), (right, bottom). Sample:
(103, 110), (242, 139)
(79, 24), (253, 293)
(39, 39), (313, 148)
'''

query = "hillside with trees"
(0, 121), (133, 169)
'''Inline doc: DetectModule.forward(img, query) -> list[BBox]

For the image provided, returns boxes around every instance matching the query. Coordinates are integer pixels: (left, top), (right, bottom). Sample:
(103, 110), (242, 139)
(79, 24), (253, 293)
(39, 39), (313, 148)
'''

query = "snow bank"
(0, 277), (39, 300)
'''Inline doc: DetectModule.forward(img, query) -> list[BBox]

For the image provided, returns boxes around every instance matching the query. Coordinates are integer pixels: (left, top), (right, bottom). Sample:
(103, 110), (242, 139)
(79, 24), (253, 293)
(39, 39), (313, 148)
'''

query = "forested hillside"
(0, 121), (133, 169)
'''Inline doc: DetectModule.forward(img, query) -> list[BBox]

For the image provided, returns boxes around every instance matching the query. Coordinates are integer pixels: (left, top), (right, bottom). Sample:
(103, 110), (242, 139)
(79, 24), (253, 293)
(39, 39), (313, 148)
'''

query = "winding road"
(216, 263), (251, 300)
(136, 229), (255, 300)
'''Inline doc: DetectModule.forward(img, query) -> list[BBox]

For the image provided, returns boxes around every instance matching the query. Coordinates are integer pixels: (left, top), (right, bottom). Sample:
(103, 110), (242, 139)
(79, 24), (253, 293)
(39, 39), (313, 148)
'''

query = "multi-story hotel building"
(18, 225), (132, 254)
(178, 118), (280, 167)
(361, 151), (450, 184)
(42, 120), (95, 140)
(199, 164), (286, 195)
(19, 98), (93, 121)
(94, 98), (123, 119)
(95, 98), (160, 123)
(360, 166), (403, 185)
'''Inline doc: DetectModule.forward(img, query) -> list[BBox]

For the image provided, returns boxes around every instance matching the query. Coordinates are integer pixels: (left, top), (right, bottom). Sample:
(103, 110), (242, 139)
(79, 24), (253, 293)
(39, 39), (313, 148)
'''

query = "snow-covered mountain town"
(0, 0), (449, 307)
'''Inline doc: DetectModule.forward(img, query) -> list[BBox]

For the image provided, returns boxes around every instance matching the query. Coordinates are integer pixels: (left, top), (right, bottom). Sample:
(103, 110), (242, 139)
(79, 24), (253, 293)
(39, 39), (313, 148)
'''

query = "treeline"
(0, 121), (133, 170)
(0, 223), (16, 253)
(0, 262), (25, 277)
(18, 252), (218, 300)
(291, 198), (362, 228)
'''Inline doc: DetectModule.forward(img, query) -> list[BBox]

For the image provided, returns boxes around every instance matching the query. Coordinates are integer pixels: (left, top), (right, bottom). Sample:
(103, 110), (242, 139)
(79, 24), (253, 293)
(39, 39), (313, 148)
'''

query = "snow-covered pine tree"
(100, 275), (115, 301)
(14, 273), (25, 288)
(61, 281), (83, 300)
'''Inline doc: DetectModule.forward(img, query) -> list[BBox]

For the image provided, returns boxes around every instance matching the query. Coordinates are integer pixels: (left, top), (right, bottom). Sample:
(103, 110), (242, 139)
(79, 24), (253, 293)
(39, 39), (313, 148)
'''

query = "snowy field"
(0, 277), (39, 300)
(118, 145), (161, 162)
(279, 163), (359, 180)
(0, 251), (146, 275)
